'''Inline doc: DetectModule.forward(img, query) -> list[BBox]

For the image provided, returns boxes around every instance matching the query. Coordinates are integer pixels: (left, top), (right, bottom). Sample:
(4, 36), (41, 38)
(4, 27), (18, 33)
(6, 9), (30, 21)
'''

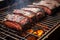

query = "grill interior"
(0, 0), (60, 40)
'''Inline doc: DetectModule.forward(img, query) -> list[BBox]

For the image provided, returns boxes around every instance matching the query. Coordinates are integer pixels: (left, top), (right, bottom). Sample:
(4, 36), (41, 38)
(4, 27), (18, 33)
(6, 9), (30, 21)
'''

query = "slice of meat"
(3, 14), (30, 30)
(5, 14), (29, 25)
(27, 5), (51, 15)
(4, 21), (22, 30)
(13, 9), (36, 23)
(39, 5), (52, 15)
(21, 7), (45, 21)
(33, 0), (60, 15)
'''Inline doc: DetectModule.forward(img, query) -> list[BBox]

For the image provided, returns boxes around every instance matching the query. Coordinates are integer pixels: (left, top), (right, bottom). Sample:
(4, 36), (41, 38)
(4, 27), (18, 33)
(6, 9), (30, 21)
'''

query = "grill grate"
(0, 0), (60, 40)
(0, 12), (60, 40)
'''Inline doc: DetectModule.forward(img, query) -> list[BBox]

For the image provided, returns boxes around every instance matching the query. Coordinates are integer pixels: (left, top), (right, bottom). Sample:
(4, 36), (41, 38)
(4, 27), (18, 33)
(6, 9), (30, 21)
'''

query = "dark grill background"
(0, 0), (60, 40)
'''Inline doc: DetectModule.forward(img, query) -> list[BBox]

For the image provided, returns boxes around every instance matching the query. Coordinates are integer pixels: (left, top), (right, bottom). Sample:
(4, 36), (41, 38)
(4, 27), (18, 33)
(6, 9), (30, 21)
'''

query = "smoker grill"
(0, 0), (60, 40)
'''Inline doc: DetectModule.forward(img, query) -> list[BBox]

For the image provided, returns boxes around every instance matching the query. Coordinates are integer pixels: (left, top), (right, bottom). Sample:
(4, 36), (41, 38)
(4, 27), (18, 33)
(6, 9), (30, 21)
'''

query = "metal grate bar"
(0, 29), (20, 40)
(37, 22), (59, 40)
(0, 37), (6, 40)
(42, 24), (60, 40)
(0, 28), (26, 39)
